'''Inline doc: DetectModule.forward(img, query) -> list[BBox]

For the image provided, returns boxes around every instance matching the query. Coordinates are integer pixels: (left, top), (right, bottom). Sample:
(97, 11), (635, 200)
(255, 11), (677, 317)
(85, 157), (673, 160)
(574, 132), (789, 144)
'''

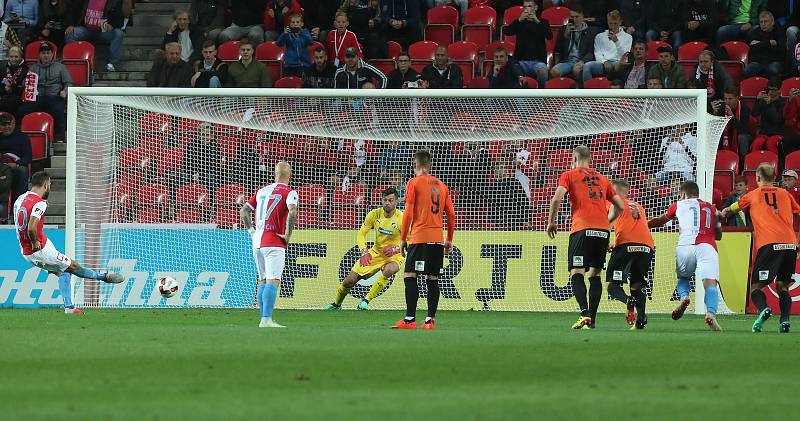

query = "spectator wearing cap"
(750, 78), (785, 154)
(333, 46), (387, 88)
(783, 169), (800, 230)
(646, 0), (684, 50)
(0, 112), (32, 223)
(582, 10), (631, 82)
(683, 0), (718, 44)
(505, 0), (551, 89)
(690, 50), (733, 107)
(162, 9), (204, 64)
(217, 0), (266, 45)
(0, 19), (22, 64)
(386, 51), (423, 89)
(744, 11), (785, 79)
(147, 42), (194, 88)
(618, 40), (653, 89)
(20, 42), (71, 140)
(381, 0), (421, 48)
(4, 0), (38, 43)
(225, 38), (272, 87)
(723, 176), (751, 226)
(302, 47), (337, 88)
(717, 0), (767, 44)
(65, 0), (126, 72)
(647, 45), (686, 89)
(326, 13), (361, 67)
(421, 46), (463, 89)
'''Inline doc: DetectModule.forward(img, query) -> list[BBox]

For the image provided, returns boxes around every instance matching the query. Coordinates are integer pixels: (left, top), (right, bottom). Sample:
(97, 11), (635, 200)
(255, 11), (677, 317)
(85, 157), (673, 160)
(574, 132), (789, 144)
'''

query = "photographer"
(505, 0), (551, 88)
(714, 86), (751, 163)
(750, 78), (785, 155)
(550, 6), (600, 81)
(386, 51), (425, 89)
(582, 10), (631, 83)
(275, 13), (313, 77)
(35, 0), (69, 49)
(4, 0), (38, 43)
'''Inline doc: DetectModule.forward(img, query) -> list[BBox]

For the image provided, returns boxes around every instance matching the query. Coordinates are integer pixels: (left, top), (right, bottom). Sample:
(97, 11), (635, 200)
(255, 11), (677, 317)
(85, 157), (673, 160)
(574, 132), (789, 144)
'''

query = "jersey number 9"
(431, 187), (441, 214)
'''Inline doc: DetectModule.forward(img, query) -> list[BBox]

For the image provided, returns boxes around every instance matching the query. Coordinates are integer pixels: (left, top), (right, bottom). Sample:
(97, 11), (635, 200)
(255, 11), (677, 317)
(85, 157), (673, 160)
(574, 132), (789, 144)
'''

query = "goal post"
(66, 87), (729, 311)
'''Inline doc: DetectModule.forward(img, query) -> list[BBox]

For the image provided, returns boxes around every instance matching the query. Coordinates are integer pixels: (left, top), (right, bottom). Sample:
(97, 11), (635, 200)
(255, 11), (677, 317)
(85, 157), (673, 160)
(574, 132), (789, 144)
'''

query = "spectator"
(583, 10), (632, 82)
(787, 0), (800, 49)
(421, 46), (463, 88)
(381, 0), (421, 48)
(4, 0), (38, 42)
(0, 18), (22, 64)
(550, 6), (600, 81)
(723, 176), (751, 226)
(326, 13), (361, 67)
(276, 13), (313, 77)
(263, 0), (303, 42)
(225, 38), (272, 87)
(333, 46), (387, 88)
(218, 0), (266, 45)
(715, 85), (752, 163)
(0, 46), (29, 117)
(782, 169), (800, 230)
(183, 122), (222, 192)
(784, 87), (800, 151)
(338, 0), (386, 59)
(750, 78), (785, 154)
(506, 0), (551, 88)
(147, 43), (194, 88)
(191, 40), (227, 88)
(656, 124), (696, 183)
(190, 0), (227, 41)
(619, 0), (647, 42)
(488, 47), (523, 89)
(35, 0), (70, 49)
(646, 0), (684, 50)
(579, 0), (614, 28)
(302, 47), (337, 88)
(647, 45), (685, 89)
(618, 40), (652, 89)
(717, 0), (767, 44)
(162, 10), (204, 64)
(683, 0), (718, 44)
(301, 0), (338, 43)
(378, 140), (409, 179)
(386, 51), (422, 88)
(491, 162), (531, 230)
(20, 42), (70, 140)
(744, 11), (785, 79)
(0, 112), (31, 223)
(426, 1), (467, 20)
(691, 50), (733, 106)
(66, 0), (125, 72)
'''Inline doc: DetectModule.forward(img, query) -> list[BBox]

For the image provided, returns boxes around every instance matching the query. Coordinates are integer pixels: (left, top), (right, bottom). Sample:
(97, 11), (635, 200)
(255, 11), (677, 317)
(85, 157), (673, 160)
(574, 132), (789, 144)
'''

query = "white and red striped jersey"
(13, 191), (48, 256)
(664, 198), (718, 249)
(246, 183), (298, 249)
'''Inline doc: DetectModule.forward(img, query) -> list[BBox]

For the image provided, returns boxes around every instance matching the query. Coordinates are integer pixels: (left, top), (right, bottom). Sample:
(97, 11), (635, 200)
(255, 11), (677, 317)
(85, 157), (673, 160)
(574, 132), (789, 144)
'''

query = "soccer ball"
(158, 277), (179, 298)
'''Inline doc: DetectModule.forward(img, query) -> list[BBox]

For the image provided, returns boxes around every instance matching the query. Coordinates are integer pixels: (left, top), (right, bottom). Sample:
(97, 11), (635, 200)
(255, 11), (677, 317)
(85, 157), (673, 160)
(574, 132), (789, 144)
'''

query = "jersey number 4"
(764, 192), (779, 213)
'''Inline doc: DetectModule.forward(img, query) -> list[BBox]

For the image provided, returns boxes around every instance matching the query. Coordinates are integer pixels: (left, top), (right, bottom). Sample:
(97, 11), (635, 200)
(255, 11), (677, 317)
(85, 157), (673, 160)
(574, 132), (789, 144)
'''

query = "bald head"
(573, 145), (591, 167)
(275, 161), (292, 183)
(434, 46), (449, 66)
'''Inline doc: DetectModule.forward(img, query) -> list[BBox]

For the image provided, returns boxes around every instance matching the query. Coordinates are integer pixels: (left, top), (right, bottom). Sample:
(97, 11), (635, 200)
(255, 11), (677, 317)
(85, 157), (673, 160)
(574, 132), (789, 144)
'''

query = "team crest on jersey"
(759, 270), (770, 281)
(415, 260), (425, 271)
(613, 270), (623, 281)
(573, 256), (584, 266)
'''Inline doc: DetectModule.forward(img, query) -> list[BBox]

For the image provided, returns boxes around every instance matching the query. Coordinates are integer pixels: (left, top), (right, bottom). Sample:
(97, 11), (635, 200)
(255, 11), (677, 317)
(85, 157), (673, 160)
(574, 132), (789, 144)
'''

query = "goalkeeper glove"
(383, 245), (400, 257)
(359, 250), (373, 266)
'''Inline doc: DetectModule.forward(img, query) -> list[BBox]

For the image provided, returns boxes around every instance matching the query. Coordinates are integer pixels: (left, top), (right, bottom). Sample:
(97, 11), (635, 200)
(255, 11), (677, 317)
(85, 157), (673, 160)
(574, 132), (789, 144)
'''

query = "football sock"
(72, 266), (106, 281)
(704, 284), (719, 315)
(262, 284), (278, 318)
(365, 274), (389, 302)
(570, 273), (589, 316)
(779, 290), (792, 323)
(404, 276), (418, 319)
(334, 284), (349, 306)
(607, 282), (629, 303)
(58, 273), (73, 308)
(426, 278), (440, 319)
(257, 283), (266, 317)
(588, 276), (602, 321)
(631, 289), (647, 316)
(677, 277), (691, 300)
(750, 289), (768, 312)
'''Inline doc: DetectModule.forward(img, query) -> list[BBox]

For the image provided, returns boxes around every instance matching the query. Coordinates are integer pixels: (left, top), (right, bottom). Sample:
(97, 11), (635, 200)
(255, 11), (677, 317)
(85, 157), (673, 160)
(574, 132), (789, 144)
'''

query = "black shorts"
(404, 243), (445, 276)
(752, 244), (798, 286)
(568, 229), (610, 271)
(606, 243), (654, 285)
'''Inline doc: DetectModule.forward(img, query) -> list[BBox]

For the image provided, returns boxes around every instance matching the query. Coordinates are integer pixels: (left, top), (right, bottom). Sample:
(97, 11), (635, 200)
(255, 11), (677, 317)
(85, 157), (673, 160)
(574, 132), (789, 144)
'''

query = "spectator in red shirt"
(783, 87), (800, 152)
(326, 13), (361, 67)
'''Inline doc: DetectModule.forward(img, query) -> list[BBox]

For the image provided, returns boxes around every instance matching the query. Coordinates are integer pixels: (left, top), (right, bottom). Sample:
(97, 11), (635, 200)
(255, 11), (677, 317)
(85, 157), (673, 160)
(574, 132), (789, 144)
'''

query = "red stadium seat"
(743, 150), (778, 187)
(784, 150), (800, 170)
(714, 150), (739, 194)
(20, 112), (53, 161)
(214, 184), (249, 228)
(256, 41), (285, 82)
(174, 183), (210, 223)
(481, 40), (515, 76)
(448, 41), (479, 85)
(541, 6), (571, 26)
(217, 41), (240, 61)
(25, 40), (57, 63)
(462, 6), (496, 52)
(296, 184), (325, 228)
(740, 76), (768, 97)
(409, 40), (438, 73)
(721, 41), (749, 62)
(781, 77), (800, 97)
(500, 6), (524, 45)
(62, 41), (95, 86)
(140, 112), (172, 139)
(467, 76), (489, 88)
(329, 184), (366, 229)
(425, 5), (459, 46)
(677, 41), (708, 61)
(590, 132), (625, 150)
(448, 112), (481, 136)
(583, 77), (611, 89)
(135, 184), (170, 223)
(368, 59), (396, 76)
(154, 147), (184, 184)
(646, 41), (671, 60)
(111, 178), (136, 222)
(387, 40), (403, 59)
(119, 146), (152, 187)
(274, 76), (303, 88)
(545, 77), (576, 89)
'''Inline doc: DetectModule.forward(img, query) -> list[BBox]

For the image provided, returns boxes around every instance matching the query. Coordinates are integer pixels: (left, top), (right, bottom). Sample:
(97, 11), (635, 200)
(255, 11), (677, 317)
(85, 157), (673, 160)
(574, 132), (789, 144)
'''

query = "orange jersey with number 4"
(613, 198), (654, 248)
(401, 174), (455, 245)
(737, 186), (800, 250)
(558, 167), (617, 233)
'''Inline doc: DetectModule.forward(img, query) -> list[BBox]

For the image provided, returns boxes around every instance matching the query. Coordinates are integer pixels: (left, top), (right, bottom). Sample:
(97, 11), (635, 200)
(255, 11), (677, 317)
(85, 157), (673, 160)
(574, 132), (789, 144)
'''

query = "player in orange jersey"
(394, 150), (456, 330)
(722, 164), (800, 333)
(547, 146), (626, 330)
(607, 179), (654, 329)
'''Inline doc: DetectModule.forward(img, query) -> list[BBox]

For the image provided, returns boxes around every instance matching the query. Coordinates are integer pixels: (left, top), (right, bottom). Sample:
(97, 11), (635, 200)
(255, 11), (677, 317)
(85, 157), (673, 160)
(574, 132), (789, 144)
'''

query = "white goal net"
(67, 88), (729, 313)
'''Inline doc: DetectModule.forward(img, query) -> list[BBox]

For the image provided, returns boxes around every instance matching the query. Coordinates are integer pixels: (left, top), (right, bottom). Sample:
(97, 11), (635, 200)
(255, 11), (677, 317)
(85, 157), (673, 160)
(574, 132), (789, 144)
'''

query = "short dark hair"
(382, 187), (399, 198)
(31, 171), (51, 187)
(396, 51), (410, 60)
(313, 47), (326, 55)
(239, 38), (254, 49)
(202, 40), (216, 50)
(494, 47), (508, 56)
(680, 181), (700, 197)
(414, 149), (432, 167)
(724, 86), (739, 96)
(633, 40), (647, 50)
(572, 5), (583, 15)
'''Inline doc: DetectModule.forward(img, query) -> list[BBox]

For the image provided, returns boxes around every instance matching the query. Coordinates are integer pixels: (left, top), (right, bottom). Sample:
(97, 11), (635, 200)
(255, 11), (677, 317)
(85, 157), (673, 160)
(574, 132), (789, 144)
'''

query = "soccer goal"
(66, 87), (729, 312)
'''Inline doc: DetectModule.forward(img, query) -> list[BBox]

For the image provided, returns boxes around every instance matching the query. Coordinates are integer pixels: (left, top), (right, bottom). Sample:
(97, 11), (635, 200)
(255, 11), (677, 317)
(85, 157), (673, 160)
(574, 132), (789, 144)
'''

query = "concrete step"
(124, 35), (165, 46)
(125, 26), (169, 37)
(46, 167), (66, 178)
(123, 47), (159, 61)
(94, 71), (149, 81)
(135, 2), (188, 13)
(50, 155), (66, 168)
(45, 215), (65, 225)
(51, 178), (66, 191)
(131, 13), (175, 28)
(118, 60), (155, 72)
(53, 142), (67, 154)
(47, 191), (65, 204)
(46, 203), (65, 215)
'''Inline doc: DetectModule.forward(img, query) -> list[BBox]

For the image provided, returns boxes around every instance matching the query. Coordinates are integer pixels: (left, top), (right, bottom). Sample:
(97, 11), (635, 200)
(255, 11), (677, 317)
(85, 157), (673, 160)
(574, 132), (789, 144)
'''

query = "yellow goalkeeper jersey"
(358, 208), (404, 254)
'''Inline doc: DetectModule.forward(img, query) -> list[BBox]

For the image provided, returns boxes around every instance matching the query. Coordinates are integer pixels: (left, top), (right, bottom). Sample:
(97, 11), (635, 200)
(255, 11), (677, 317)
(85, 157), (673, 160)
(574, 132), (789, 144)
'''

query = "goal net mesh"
(70, 91), (730, 312)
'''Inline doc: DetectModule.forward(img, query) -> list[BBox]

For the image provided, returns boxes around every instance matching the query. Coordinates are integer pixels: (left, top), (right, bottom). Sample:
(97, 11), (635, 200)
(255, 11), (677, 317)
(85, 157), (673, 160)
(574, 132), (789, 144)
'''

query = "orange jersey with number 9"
(401, 174), (455, 244)
(558, 167), (617, 233)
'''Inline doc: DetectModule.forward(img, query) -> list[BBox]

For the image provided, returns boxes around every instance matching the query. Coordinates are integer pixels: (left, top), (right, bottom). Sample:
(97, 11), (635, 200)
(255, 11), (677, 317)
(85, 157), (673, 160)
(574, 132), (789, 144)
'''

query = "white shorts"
(253, 247), (286, 281)
(676, 243), (719, 281)
(23, 239), (72, 275)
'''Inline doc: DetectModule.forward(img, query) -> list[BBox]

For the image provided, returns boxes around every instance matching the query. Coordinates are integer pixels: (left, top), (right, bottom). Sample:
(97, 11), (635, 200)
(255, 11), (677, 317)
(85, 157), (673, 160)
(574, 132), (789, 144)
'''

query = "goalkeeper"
(324, 187), (404, 310)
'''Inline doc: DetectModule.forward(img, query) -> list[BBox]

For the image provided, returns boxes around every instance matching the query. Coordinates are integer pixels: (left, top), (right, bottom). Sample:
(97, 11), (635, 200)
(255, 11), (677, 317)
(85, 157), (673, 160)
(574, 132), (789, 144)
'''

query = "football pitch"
(3, 309), (797, 420)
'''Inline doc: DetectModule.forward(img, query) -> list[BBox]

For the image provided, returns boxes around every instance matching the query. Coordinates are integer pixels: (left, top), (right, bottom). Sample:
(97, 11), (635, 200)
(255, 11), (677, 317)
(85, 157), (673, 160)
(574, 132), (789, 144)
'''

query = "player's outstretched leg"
(750, 284), (772, 333)
(258, 280), (284, 328)
(67, 261), (124, 284)
(703, 280), (721, 332)
(394, 274), (418, 329)
(672, 277), (692, 320)
(58, 273), (82, 315)
(570, 271), (592, 329)
(777, 282), (791, 333)
(421, 277), (440, 330)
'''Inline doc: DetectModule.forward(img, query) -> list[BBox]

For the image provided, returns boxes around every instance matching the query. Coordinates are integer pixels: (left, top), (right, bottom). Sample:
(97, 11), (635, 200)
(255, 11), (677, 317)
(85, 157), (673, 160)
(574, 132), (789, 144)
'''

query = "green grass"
(2, 309), (799, 420)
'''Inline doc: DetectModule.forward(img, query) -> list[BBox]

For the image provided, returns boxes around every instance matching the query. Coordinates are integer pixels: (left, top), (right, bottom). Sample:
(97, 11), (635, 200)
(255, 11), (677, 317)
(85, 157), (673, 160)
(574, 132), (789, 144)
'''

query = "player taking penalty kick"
(324, 187), (403, 310)
(395, 150), (455, 330)
(547, 146), (625, 330)
(241, 162), (299, 328)
(722, 164), (800, 333)
(607, 179), (654, 330)
(14, 172), (124, 315)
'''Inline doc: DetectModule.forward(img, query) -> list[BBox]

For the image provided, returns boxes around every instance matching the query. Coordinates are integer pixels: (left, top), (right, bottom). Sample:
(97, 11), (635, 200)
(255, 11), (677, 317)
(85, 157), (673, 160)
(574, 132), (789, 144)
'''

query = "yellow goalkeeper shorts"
(351, 249), (404, 278)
